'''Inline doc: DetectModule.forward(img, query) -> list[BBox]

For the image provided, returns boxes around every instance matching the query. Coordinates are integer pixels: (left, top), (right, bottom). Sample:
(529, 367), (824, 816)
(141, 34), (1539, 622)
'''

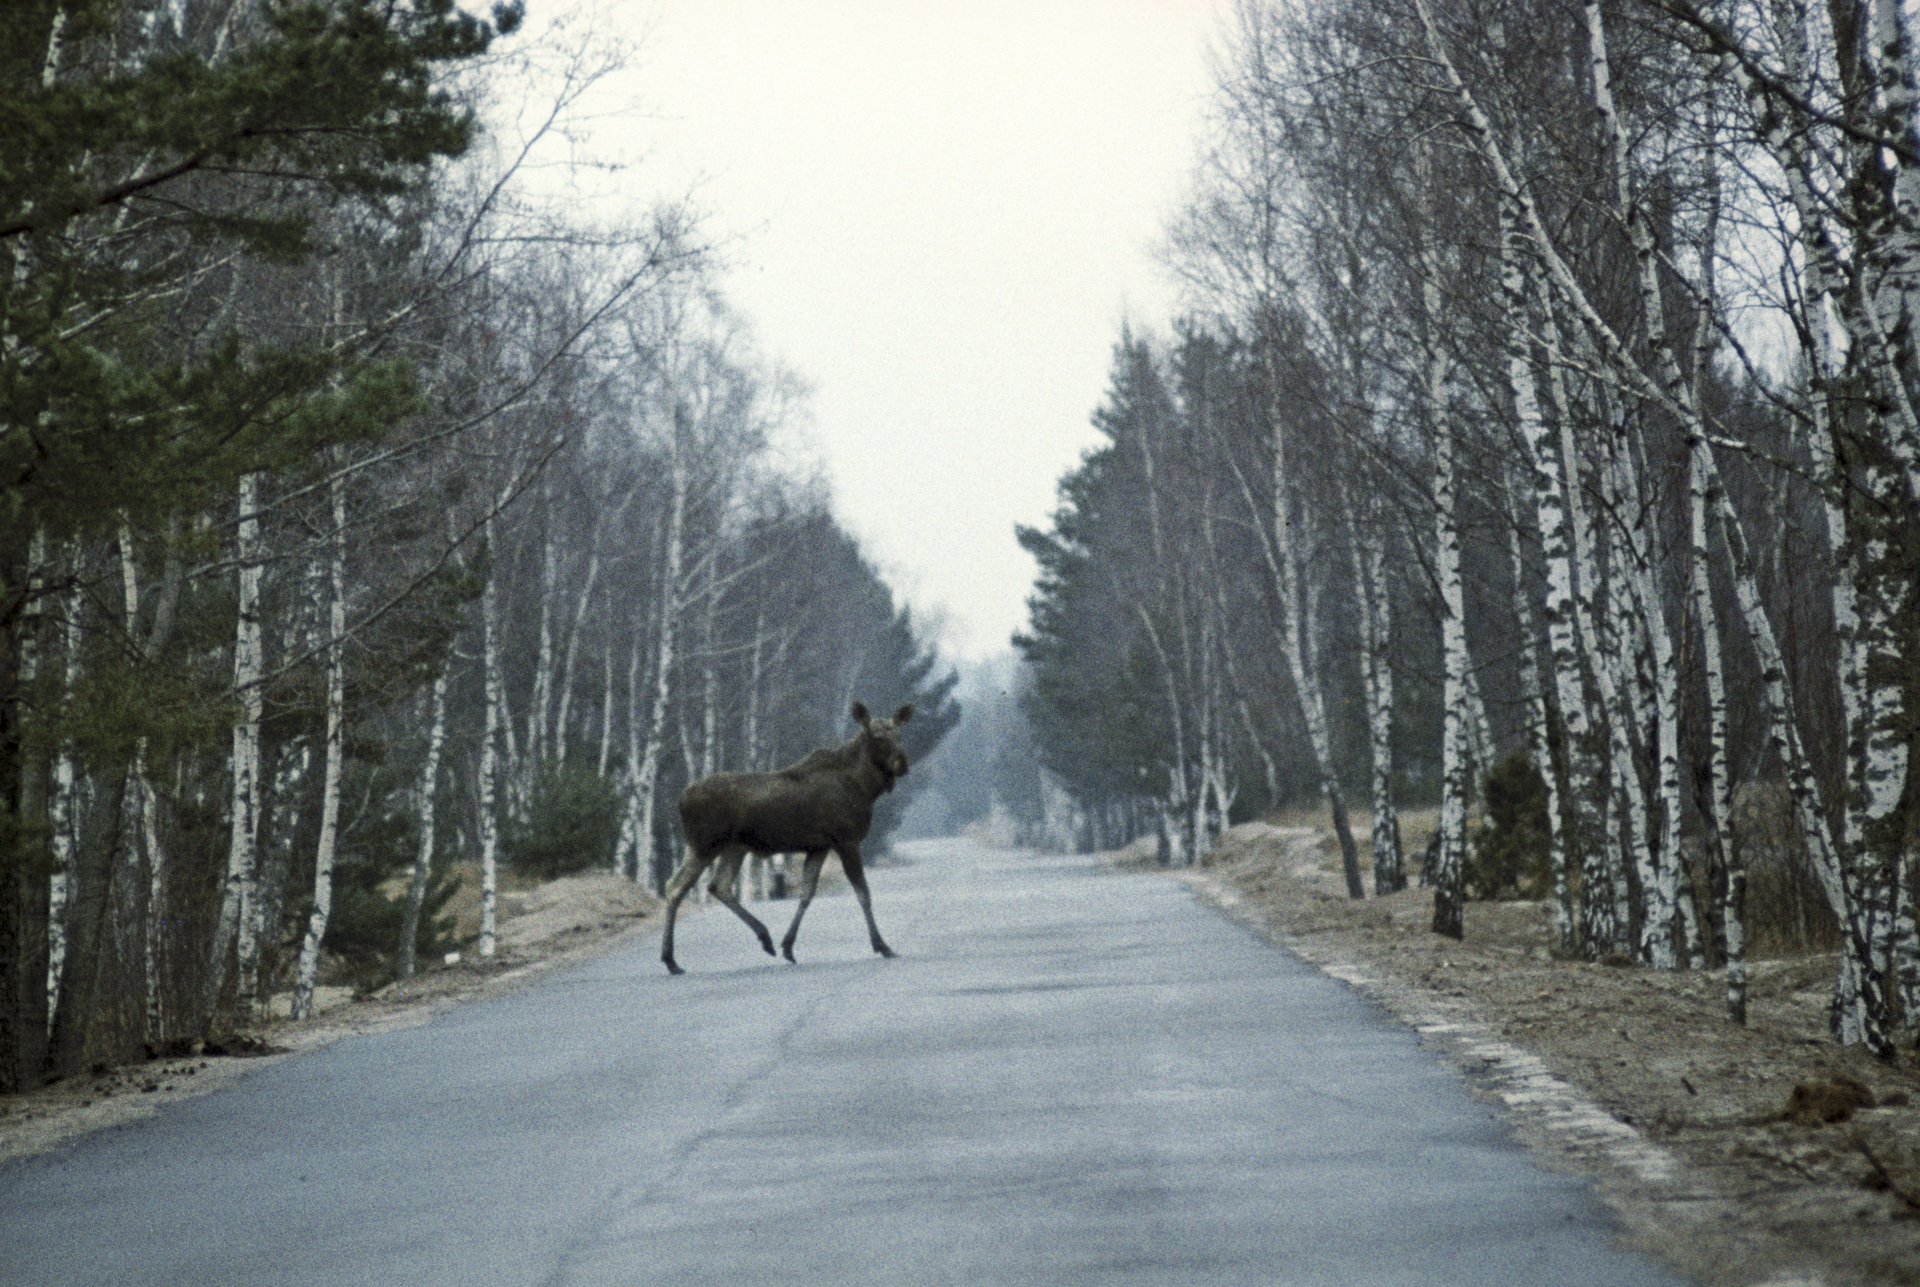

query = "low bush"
(505, 760), (625, 880)
(1467, 753), (1552, 900)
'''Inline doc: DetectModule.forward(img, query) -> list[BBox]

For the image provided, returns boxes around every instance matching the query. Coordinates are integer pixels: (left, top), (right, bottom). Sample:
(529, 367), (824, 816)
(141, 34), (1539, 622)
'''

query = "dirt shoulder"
(1151, 820), (1920, 1287)
(0, 871), (667, 1168)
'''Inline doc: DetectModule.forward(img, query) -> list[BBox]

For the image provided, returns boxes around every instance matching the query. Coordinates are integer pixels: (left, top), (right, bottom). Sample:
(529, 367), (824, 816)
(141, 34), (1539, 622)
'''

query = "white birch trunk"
(292, 476), (347, 1019)
(1348, 498), (1402, 893)
(1206, 564), (1281, 817)
(1703, 446), (1862, 1029)
(1494, 192), (1609, 955)
(618, 605), (645, 877)
(1688, 141), (1745, 1011)
(597, 598), (617, 780)
(698, 572), (718, 782)
(46, 550), (82, 1033)
(398, 670), (449, 981)
(1689, 446), (1742, 1019)
(478, 508), (506, 958)
(552, 544), (601, 768)
(743, 606), (766, 772)
(1132, 397), (1199, 867)
(1505, 474), (1572, 955)
(1613, 430), (1685, 970)
(1255, 380), (1362, 895)
(621, 408), (687, 889)
(1591, 430), (1661, 968)
(203, 471), (264, 1032)
(527, 481), (558, 782)
(1433, 402), (1469, 939)
(1554, 395), (1630, 956)
(117, 525), (168, 1041)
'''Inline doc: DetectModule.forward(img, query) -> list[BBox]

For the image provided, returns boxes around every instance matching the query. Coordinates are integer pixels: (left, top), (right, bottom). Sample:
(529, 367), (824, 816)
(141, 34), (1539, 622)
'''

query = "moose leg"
(660, 847), (713, 975)
(837, 843), (896, 959)
(707, 846), (776, 957)
(779, 849), (830, 964)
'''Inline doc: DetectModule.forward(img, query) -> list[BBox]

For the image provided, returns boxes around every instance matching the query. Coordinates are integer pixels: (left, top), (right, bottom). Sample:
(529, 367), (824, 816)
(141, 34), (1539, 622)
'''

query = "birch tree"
(291, 474), (347, 1019)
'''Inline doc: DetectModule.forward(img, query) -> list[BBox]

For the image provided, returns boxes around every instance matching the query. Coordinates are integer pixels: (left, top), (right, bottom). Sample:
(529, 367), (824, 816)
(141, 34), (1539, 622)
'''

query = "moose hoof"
(759, 938), (777, 957)
(781, 944), (797, 964)
(875, 945), (896, 959)
(664, 960), (685, 976)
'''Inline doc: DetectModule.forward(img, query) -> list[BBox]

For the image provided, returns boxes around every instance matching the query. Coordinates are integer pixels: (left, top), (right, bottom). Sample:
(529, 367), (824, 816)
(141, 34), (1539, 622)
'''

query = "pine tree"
(0, 0), (518, 1089)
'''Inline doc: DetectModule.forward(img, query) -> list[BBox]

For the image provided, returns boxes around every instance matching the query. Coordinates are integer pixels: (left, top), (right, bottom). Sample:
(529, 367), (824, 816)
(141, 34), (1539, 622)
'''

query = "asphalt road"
(0, 838), (1689, 1287)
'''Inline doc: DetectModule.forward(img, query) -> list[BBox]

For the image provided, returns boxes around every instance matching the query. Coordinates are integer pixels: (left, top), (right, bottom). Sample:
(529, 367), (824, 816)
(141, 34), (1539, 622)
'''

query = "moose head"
(852, 701), (913, 786)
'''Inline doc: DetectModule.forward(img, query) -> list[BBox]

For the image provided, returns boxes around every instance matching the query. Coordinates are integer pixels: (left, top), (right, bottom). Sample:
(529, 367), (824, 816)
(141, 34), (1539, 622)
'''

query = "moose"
(660, 701), (914, 974)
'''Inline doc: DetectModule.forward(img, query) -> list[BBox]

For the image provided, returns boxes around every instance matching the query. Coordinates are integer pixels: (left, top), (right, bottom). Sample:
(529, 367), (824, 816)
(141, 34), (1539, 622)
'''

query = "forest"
(1011, 0), (1919, 1059)
(0, 0), (958, 1092)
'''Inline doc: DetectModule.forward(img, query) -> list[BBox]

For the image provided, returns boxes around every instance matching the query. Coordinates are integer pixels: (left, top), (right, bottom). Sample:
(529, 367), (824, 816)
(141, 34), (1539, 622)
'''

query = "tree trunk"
(1254, 354), (1361, 895)
(1689, 448), (1742, 1018)
(1348, 495), (1402, 893)
(743, 605), (766, 772)
(597, 595), (616, 780)
(116, 525), (167, 1044)
(292, 476), (347, 1019)
(398, 670), (449, 981)
(623, 407), (687, 891)
(1504, 472), (1572, 956)
(6, 532), (50, 1087)
(45, 547), (82, 1051)
(478, 511), (504, 958)
(201, 472), (264, 1034)
(1432, 399), (1468, 939)
(527, 479), (558, 783)
(1491, 194), (1608, 957)
(1613, 428), (1685, 970)
(552, 544), (601, 769)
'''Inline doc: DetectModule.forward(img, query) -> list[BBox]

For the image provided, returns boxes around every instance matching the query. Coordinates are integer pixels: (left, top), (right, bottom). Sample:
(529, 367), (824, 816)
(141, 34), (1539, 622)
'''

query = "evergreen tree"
(0, 0), (517, 1089)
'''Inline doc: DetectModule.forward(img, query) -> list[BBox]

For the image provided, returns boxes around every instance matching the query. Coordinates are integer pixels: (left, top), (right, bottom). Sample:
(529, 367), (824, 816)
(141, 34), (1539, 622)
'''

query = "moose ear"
(850, 701), (870, 724)
(893, 703), (914, 723)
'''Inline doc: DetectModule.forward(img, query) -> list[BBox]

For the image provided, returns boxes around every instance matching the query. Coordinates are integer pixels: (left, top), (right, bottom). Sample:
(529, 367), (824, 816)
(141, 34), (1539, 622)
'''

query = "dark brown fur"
(660, 701), (913, 974)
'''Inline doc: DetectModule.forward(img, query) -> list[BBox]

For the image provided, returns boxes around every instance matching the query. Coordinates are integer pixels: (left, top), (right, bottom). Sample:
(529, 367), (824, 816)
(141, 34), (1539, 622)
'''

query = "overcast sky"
(541, 0), (1223, 663)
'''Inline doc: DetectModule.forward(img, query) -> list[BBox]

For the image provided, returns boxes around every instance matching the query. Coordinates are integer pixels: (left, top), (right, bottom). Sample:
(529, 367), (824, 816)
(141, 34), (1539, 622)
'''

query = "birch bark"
(398, 670), (449, 981)
(292, 475), (347, 1018)
(13, 532), (49, 1069)
(117, 525), (166, 1040)
(1504, 473), (1572, 955)
(552, 536), (603, 768)
(620, 405), (687, 889)
(45, 549), (82, 1033)
(1131, 387), (1199, 866)
(1688, 0), (1910, 1048)
(202, 471), (264, 1032)
(1348, 488), (1401, 893)
(1494, 193), (1608, 956)
(597, 596), (617, 780)
(477, 507), (505, 958)
(527, 478), (558, 781)
(1690, 447), (1742, 1020)
(743, 605), (766, 773)
(1257, 351), (1362, 894)
(1432, 395), (1469, 939)
(1609, 429), (1682, 969)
